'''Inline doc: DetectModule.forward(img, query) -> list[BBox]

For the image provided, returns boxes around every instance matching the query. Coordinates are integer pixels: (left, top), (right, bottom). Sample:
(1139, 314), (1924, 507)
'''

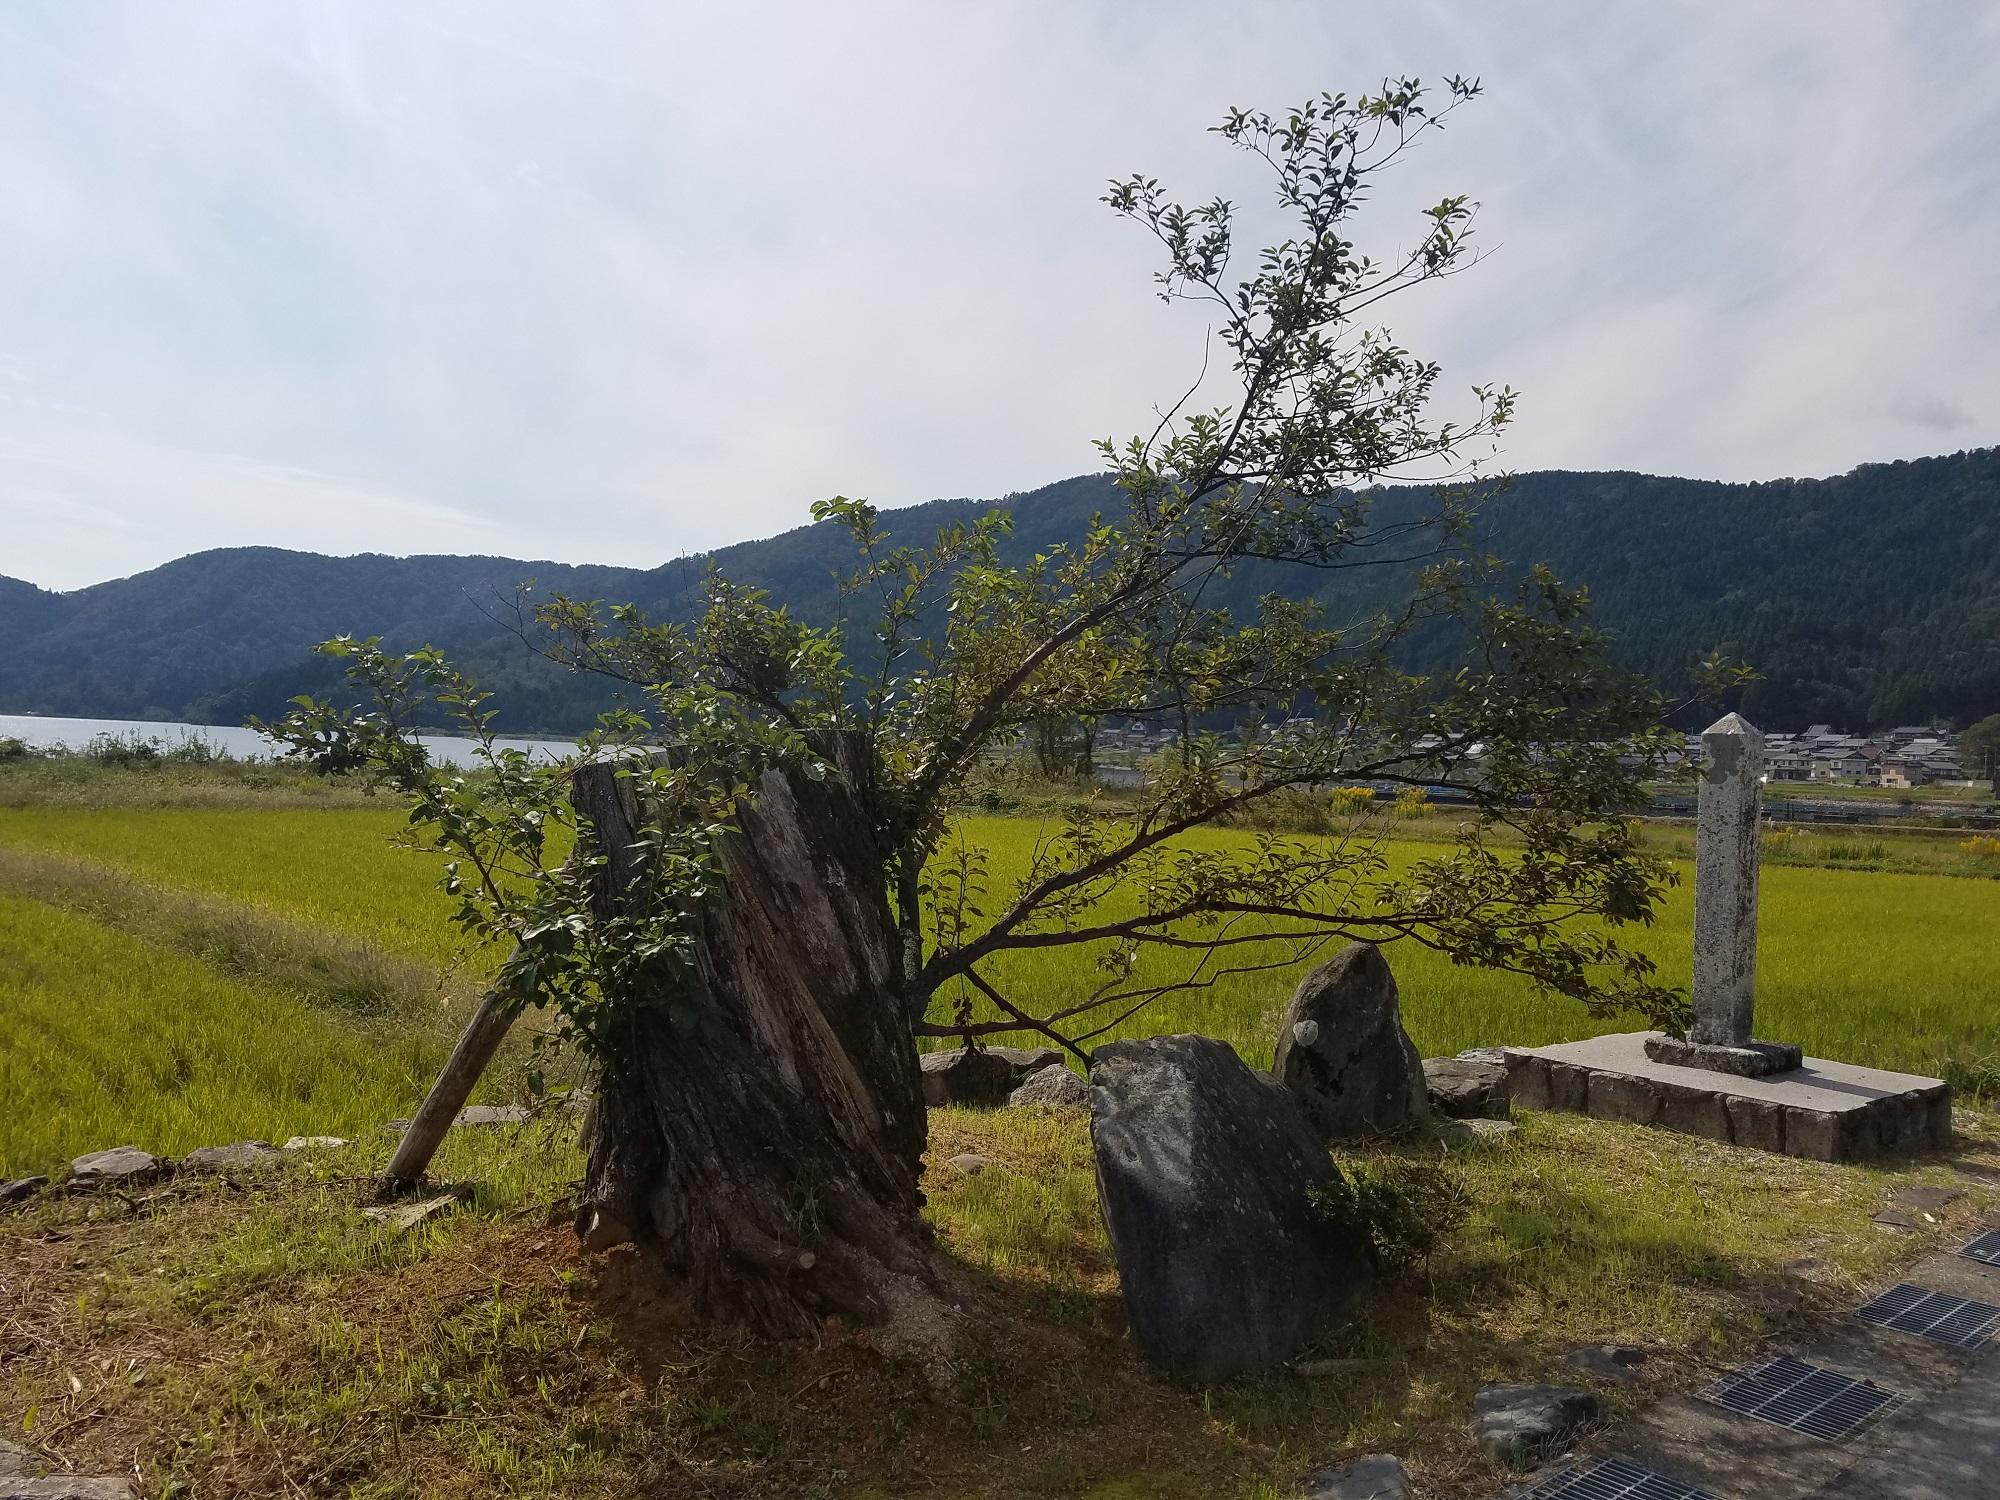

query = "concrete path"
(1501, 1241), (2000, 1499)
(1815, 1337), (2000, 1500)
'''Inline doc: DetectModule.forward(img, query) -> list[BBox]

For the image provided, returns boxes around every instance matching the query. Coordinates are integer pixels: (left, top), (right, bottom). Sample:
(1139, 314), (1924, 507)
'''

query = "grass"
(1644, 818), (2000, 879)
(0, 804), (501, 972)
(1760, 779), (1996, 805)
(5, 1108), (1998, 1499)
(0, 891), (449, 1174)
(949, 816), (2000, 1092)
(0, 750), (378, 811)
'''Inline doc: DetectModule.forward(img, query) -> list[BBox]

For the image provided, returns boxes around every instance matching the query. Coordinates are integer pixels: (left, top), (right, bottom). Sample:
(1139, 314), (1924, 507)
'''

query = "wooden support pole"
(383, 970), (522, 1190)
(380, 748), (662, 1193)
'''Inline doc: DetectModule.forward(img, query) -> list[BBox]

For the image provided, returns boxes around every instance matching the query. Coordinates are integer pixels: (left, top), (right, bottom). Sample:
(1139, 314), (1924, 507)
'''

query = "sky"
(3, 3), (1997, 592)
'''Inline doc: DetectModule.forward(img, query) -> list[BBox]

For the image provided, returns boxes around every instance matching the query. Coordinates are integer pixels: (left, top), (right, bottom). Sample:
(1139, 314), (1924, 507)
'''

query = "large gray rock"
(1008, 1062), (1090, 1109)
(1272, 944), (1429, 1140)
(1090, 1034), (1373, 1382)
(67, 1147), (162, 1187)
(920, 1045), (1063, 1107)
(1470, 1383), (1598, 1467)
(1423, 1051), (1511, 1118)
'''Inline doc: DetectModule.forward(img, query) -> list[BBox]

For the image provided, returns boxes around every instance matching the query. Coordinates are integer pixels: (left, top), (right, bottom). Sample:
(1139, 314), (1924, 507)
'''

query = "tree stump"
(571, 733), (939, 1340)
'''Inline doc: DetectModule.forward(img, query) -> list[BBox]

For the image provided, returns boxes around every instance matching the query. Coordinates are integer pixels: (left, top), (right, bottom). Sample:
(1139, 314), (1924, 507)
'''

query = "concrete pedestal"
(1644, 1034), (1803, 1077)
(1505, 1032), (1951, 1162)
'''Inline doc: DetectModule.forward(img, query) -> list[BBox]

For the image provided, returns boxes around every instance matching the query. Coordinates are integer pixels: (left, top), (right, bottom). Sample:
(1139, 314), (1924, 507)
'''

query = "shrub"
(1310, 1158), (1471, 1274)
(1962, 835), (2000, 859)
(0, 737), (30, 762)
(164, 733), (226, 766)
(1332, 784), (1377, 815)
(84, 731), (163, 767)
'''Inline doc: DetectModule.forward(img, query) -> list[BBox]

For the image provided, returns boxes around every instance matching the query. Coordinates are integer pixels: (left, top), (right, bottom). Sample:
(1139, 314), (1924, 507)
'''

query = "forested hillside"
(3, 450), (1996, 732)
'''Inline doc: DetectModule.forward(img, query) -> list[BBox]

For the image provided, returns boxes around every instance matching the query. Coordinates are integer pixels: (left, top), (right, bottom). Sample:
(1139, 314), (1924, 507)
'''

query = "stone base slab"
(1643, 1035), (1804, 1077)
(1505, 1032), (1950, 1162)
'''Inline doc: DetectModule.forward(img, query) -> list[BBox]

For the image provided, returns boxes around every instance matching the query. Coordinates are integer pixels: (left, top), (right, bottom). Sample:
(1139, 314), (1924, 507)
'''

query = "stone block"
(1504, 1052), (1551, 1111)
(1724, 1093), (1787, 1154)
(1589, 1071), (1663, 1127)
(1505, 1032), (1950, 1164)
(1658, 1082), (1731, 1143)
(1545, 1059), (1592, 1113)
(1645, 1035), (1803, 1076)
(1423, 1053), (1511, 1118)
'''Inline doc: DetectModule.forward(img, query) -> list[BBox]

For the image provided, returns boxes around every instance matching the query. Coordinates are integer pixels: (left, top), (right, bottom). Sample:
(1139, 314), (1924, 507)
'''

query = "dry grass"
(6, 1109), (1999, 1500)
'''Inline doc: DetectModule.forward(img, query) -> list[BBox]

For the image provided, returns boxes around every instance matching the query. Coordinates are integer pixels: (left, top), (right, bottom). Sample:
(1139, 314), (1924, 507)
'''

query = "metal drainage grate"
(1854, 1283), (2000, 1349)
(1515, 1457), (1715, 1500)
(1959, 1228), (2000, 1267)
(1704, 1354), (1902, 1441)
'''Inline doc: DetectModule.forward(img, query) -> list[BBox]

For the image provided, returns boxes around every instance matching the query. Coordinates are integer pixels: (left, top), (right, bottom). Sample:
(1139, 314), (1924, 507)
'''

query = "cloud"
(1890, 394), (1975, 433)
(2, 1), (1997, 590)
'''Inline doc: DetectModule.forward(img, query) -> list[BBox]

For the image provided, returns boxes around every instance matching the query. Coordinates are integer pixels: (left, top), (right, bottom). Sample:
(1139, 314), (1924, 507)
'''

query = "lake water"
(0, 713), (580, 770)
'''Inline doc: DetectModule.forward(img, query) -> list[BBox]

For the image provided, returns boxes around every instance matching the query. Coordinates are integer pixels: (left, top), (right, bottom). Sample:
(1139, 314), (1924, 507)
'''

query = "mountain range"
(4, 449), (1997, 733)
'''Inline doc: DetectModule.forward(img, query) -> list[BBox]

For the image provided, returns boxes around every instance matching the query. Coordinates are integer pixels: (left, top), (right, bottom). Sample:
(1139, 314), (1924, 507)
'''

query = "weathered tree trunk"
(571, 733), (938, 1340)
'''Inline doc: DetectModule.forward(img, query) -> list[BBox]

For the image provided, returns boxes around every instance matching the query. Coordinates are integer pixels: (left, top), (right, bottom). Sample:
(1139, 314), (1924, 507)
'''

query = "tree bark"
(570, 734), (938, 1339)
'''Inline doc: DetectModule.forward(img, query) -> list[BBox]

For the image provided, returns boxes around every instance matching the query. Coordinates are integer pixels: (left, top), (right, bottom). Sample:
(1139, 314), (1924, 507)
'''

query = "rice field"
(0, 891), (444, 1172)
(1, 796), (1997, 1174)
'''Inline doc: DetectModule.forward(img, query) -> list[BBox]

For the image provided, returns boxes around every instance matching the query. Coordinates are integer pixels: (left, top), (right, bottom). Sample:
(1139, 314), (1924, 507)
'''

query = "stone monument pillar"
(1645, 713), (1802, 1077)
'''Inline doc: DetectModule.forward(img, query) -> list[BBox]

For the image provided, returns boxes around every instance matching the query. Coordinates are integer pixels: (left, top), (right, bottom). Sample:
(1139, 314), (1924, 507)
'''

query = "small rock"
(181, 1141), (281, 1173)
(1886, 1184), (1962, 1215)
(946, 1153), (991, 1177)
(1872, 1209), (1917, 1231)
(361, 1195), (459, 1233)
(282, 1136), (349, 1151)
(383, 1119), (413, 1135)
(1561, 1344), (1649, 1385)
(68, 1146), (162, 1187)
(1471, 1383), (1598, 1467)
(1439, 1118), (1519, 1148)
(1781, 1255), (1827, 1278)
(0, 1177), (48, 1209)
(1271, 943), (1429, 1140)
(1300, 1452), (1409, 1500)
(576, 1206), (635, 1253)
(1424, 1053), (1512, 1119)
(455, 1104), (531, 1127)
(1008, 1062), (1090, 1109)
(920, 1046), (1063, 1108)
